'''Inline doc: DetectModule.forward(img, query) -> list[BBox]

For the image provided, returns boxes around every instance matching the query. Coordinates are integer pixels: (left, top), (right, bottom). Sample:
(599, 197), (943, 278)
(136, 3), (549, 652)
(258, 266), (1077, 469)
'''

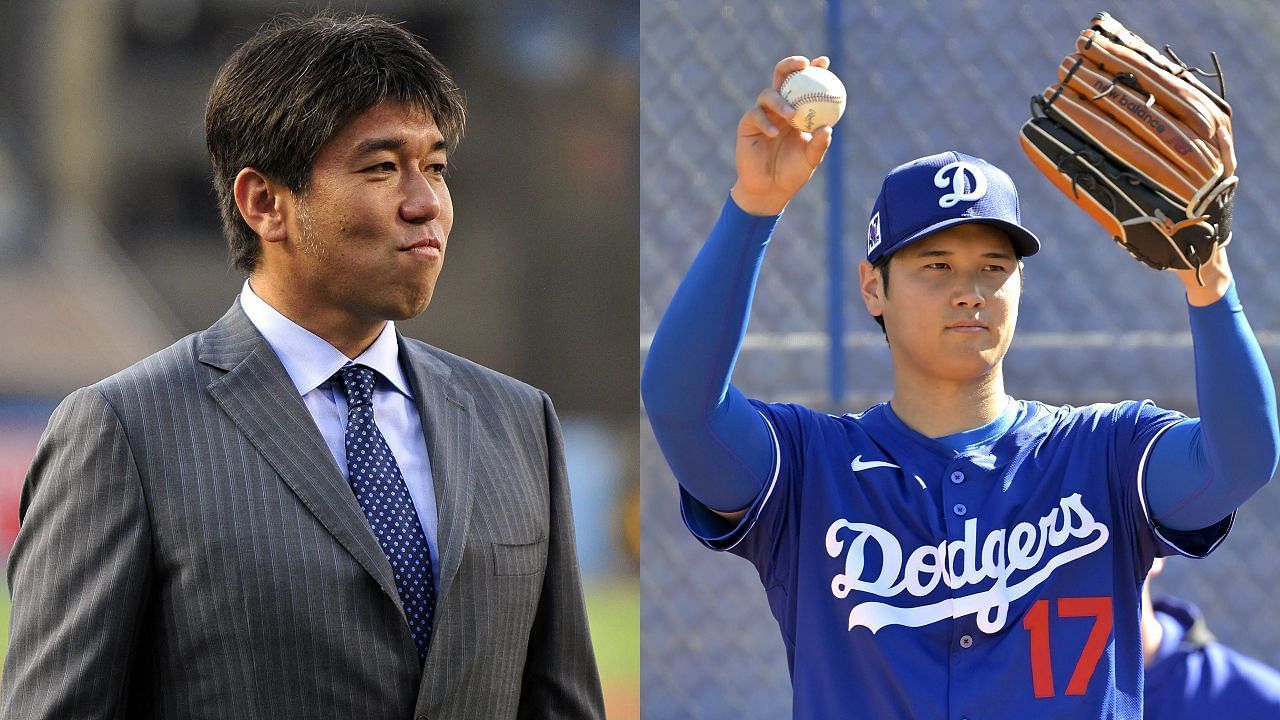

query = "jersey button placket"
(952, 626), (979, 718)
(945, 465), (968, 518)
(943, 459), (974, 518)
(941, 460), (962, 718)
(943, 458), (980, 719)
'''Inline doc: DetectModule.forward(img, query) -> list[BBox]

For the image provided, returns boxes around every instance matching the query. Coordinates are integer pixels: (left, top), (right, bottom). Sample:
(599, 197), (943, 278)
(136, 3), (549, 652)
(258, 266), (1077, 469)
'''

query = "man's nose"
(400, 170), (441, 224)
(952, 276), (986, 308)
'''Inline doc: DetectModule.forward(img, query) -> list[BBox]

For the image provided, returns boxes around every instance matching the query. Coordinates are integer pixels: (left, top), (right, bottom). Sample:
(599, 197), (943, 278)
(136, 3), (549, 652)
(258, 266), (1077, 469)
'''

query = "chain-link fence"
(641, 0), (1280, 716)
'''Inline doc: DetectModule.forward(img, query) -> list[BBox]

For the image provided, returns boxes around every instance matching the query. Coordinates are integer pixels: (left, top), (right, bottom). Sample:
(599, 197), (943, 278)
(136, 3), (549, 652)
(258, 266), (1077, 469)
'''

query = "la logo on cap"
(934, 161), (987, 208)
(867, 212), (881, 254)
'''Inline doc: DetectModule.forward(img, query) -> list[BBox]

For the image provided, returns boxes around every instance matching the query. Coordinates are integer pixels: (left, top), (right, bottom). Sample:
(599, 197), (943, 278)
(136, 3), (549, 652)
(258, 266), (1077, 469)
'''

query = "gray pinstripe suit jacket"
(1, 302), (604, 719)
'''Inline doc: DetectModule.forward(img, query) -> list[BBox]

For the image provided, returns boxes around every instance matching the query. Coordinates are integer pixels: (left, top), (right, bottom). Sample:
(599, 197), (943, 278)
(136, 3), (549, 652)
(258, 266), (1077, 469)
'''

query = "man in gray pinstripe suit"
(1, 13), (604, 720)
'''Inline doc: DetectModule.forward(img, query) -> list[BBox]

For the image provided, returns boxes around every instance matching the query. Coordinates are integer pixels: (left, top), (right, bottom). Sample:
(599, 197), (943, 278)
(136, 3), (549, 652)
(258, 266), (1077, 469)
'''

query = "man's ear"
(859, 259), (885, 318)
(233, 167), (293, 245)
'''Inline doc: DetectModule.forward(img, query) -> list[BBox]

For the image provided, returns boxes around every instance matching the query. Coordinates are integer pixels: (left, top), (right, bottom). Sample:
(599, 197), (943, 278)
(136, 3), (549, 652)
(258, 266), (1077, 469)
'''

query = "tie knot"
(338, 364), (377, 406)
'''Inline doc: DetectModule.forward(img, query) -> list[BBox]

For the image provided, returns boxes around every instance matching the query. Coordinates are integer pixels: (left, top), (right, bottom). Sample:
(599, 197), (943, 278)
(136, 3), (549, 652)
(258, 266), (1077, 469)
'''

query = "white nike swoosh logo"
(850, 455), (900, 472)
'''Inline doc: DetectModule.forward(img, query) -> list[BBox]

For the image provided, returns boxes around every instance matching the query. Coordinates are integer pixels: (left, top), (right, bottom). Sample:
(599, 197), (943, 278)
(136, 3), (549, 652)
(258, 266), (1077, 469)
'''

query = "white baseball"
(779, 66), (847, 132)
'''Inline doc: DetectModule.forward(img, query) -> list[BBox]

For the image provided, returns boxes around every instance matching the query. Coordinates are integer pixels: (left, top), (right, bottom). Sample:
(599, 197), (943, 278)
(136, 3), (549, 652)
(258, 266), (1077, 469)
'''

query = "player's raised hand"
(731, 56), (836, 216)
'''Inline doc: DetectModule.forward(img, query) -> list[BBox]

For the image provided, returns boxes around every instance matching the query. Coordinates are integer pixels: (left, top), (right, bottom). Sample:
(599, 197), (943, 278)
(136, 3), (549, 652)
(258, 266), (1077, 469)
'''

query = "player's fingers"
(811, 56), (830, 70)
(741, 106), (782, 138)
(1217, 125), (1236, 178)
(772, 56), (811, 91)
(804, 126), (834, 167)
(756, 88), (796, 124)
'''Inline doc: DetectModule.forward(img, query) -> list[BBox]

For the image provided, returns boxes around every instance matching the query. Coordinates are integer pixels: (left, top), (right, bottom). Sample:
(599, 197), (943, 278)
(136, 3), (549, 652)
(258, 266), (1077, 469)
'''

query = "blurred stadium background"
(0, 0), (637, 716)
(642, 0), (1280, 717)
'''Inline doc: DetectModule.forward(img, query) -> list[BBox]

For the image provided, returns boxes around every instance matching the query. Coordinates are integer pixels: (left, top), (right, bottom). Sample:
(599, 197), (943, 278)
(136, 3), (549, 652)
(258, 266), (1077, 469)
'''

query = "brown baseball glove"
(1019, 12), (1236, 282)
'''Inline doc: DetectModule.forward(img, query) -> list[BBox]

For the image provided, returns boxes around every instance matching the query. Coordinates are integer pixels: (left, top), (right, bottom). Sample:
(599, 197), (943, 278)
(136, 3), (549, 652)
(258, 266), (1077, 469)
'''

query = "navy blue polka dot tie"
(338, 364), (435, 665)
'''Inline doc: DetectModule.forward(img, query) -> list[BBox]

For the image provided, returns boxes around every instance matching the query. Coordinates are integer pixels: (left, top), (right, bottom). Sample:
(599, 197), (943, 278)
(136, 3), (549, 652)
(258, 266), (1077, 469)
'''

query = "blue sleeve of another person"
(1145, 598), (1280, 718)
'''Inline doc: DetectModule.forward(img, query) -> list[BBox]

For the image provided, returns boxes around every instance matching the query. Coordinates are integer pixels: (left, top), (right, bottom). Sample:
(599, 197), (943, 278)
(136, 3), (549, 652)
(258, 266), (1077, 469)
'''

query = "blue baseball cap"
(865, 151), (1040, 264)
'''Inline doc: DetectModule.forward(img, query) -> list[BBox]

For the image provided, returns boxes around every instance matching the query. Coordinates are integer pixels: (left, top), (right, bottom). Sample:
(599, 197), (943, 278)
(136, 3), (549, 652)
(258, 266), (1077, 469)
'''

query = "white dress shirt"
(238, 280), (440, 575)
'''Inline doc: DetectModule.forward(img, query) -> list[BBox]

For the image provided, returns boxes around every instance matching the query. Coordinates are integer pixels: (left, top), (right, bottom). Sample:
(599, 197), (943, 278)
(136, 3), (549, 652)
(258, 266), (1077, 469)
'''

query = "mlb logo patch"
(867, 212), (882, 254)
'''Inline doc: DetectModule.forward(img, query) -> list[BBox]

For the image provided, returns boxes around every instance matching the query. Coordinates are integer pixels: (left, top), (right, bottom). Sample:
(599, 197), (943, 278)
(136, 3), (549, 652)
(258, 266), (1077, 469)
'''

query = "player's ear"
(233, 167), (294, 245)
(859, 259), (885, 317)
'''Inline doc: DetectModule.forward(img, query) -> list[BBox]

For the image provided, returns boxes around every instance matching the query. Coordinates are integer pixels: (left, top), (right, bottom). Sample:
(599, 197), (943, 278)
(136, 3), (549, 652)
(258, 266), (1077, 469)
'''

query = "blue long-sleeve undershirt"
(641, 198), (777, 512)
(641, 194), (1280, 530)
(1147, 280), (1280, 530)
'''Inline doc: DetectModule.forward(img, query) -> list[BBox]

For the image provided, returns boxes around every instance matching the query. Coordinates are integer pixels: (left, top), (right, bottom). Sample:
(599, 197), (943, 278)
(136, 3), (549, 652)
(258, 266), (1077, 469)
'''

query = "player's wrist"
(1177, 250), (1232, 306)
(730, 183), (789, 217)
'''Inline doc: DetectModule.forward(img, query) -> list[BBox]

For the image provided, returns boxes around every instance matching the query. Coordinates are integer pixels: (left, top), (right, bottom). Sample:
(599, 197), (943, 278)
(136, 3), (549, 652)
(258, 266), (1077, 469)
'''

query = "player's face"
(863, 224), (1020, 383)
(283, 101), (453, 325)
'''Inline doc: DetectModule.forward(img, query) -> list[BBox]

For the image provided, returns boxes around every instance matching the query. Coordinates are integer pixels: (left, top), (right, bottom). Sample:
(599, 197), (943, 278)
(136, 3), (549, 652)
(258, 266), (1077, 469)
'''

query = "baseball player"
(1143, 559), (1280, 717)
(641, 47), (1279, 720)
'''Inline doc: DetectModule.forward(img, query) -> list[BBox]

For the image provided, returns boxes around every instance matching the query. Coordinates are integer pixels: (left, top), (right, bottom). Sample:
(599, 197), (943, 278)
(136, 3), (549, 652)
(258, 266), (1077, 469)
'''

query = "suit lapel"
(399, 338), (475, 607)
(200, 303), (400, 603)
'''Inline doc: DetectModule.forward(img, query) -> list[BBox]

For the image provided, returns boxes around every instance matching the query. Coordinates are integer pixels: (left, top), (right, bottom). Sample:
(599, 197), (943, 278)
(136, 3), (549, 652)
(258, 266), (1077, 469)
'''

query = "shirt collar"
(935, 397), (1021, 451)
(239, 280), (413, 398)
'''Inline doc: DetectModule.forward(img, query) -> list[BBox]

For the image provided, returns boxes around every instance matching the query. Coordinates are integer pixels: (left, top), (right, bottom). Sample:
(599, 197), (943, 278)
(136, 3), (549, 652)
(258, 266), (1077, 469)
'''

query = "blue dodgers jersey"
(681, 399), (1235, 720)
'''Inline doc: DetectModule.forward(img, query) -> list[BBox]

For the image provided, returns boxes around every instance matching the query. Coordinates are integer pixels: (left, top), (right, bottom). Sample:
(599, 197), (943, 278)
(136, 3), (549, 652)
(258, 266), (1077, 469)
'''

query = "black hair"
(206, 11), (466, 273)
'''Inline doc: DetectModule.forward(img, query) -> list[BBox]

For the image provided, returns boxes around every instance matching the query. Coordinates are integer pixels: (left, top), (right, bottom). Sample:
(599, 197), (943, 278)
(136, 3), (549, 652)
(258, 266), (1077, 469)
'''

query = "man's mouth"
(401, 238), (442, 257)
(946, 320), (989, 333)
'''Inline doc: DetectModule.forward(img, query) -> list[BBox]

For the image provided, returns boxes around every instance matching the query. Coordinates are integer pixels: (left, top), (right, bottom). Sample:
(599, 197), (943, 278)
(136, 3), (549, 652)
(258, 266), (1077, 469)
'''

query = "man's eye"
(986, 265), (1010, 273)
(427, 163), (448, 176)
(364, 161), (396, 172)
(925, 263), (949, 270)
